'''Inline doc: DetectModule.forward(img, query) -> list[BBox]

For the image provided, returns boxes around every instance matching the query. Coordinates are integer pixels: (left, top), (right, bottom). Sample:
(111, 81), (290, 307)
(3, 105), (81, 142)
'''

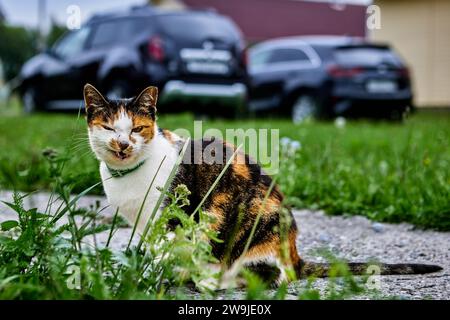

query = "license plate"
(186, 62), (229, 75)
(366, 80), (398, 93)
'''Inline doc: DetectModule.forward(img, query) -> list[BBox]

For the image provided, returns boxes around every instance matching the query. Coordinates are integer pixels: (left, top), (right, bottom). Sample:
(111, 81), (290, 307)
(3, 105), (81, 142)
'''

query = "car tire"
(23, 86), (38, 114)
(233, 97), (249, 119)
(291, 95), (318, 124)
(105, 80), (131, 100)
(388, 107), (410, 122)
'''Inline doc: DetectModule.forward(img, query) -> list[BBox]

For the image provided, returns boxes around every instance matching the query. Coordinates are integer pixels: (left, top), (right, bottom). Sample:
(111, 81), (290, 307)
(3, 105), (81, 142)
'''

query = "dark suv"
(248, 36), (413, 122)
(18, 6), (248, 114)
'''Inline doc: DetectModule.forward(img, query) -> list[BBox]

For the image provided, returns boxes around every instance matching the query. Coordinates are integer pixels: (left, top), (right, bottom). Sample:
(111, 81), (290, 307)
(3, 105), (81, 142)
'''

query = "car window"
(249, 50), (272, 69)
(53, 27), (91, 60)
(250, 47), (313, 72)
(267, 48), (310, 64)
(334, 47), (401, 66)
(157, 14), (241, 42)
(90, 18), (148, 48)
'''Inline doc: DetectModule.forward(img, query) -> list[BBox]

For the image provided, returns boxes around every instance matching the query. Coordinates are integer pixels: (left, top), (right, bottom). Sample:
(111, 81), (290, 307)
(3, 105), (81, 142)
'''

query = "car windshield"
(53, 27), (91, 59)
(334, 47), (401, 67)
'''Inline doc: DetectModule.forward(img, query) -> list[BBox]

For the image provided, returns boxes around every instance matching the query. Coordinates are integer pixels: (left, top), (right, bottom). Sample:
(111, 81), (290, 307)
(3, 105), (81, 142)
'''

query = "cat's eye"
(132, 126), (145, 133)
(102, 125), (115, 131)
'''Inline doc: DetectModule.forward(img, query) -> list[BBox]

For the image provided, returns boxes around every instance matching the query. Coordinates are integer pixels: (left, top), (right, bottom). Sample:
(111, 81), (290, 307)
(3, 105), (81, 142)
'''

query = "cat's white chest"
(100, 139), (178, 234)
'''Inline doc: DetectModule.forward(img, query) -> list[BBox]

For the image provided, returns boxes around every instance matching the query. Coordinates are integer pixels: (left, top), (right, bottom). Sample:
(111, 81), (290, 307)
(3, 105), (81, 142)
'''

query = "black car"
(248, 36), (413, 122)
(18, 6), (248, 115)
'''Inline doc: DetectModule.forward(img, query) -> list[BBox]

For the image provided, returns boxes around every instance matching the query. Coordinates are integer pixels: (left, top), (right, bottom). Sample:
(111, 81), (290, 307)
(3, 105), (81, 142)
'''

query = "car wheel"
(291, 95), (317, 124)
(106, 80), (130, 100)
(232, 98), (249, 119)
(388, 107), (409, 122)
(23, 87), (38, 114)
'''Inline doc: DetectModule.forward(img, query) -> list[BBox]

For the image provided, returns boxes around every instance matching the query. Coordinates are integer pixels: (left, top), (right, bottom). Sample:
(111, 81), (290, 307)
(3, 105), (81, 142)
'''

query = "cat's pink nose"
(119, 141), (129, 151)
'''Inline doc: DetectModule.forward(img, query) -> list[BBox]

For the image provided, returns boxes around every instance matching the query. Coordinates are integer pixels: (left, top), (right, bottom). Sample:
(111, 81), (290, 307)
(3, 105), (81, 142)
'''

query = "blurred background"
(0, 0), (448, 119)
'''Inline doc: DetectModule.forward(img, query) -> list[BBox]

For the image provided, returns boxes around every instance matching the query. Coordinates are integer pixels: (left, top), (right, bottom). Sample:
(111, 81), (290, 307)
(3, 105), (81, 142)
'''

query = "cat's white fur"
(89, 114), (180, 234)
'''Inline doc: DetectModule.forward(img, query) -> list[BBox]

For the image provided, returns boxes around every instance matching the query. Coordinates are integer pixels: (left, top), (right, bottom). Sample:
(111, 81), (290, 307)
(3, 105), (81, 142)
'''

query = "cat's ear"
(134, 86), (158, 115)
(83, 84), (108, 111)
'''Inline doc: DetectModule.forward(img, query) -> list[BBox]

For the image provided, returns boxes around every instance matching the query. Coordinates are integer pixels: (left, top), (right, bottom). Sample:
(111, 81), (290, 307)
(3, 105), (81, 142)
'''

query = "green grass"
(0, 148), (368, 300)
(0, 109), (449, 230)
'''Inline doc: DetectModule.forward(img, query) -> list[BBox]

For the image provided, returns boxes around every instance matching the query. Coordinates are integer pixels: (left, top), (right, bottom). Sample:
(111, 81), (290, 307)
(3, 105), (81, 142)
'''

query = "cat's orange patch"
(89, 116), (110, 129)
(232, 153), (251, 180)
(109, 139), (121, 151)
(288, 228), (301, 268)
(163, 129), (176, 144)
(209, 192), (230, 230)
(245, 235), (280, 260)
(264, 196), (281, 213)
(132, 115), (155, 143)
(249, 193), (281, 218)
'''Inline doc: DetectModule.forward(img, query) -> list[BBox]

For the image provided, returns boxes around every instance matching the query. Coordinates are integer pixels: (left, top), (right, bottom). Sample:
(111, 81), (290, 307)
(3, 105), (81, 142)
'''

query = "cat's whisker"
(68, 143), (92, 153)
(71, 139), (90, 144)
(70, 143), (90, 151)
(71, 136), (89, 140)
(70, 148), (89, 155)
(71, 139), (90, 145)
(75, 149), (95, 160)
(70, 138), (90, 145)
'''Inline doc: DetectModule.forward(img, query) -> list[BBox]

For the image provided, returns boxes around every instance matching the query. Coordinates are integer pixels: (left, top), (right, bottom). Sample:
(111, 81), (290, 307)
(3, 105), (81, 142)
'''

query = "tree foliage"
(0, 20), (66, 82)
(0, 23), (38, 81)
(46, 20), (67, 48)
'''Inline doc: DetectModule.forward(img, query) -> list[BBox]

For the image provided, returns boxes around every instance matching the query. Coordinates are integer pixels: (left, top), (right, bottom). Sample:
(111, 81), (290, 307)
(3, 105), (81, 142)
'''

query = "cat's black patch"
(164, 136), (296, 267)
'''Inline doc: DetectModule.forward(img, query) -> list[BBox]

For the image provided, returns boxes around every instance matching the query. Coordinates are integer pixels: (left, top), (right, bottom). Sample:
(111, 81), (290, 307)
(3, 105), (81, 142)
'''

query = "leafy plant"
(0, 142), (376, 300)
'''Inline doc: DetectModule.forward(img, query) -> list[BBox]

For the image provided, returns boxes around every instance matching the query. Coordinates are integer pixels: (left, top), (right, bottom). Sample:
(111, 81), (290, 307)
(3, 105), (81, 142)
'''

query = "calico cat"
(84, 84), (442, 285)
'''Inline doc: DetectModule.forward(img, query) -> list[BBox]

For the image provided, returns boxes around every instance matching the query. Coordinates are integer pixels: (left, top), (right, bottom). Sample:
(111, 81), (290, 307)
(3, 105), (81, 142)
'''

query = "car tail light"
(241, 48), (248, 67)
(328, 64), (363, 78)
(148, 36), (165, 62)
(398, 67), (410, 78)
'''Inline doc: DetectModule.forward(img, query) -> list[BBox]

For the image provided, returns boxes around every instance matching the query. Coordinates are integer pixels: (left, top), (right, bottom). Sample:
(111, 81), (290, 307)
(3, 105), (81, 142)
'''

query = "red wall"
(183, 0), (367, 42)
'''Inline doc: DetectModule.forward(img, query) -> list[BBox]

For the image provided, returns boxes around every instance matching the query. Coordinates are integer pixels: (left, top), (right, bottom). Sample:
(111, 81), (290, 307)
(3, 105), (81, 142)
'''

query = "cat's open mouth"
(111, 150), (130, 160)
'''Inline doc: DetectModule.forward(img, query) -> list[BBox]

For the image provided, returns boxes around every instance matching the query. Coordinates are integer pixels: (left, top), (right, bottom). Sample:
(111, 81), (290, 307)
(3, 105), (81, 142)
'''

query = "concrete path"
(1, 191), (448, 299)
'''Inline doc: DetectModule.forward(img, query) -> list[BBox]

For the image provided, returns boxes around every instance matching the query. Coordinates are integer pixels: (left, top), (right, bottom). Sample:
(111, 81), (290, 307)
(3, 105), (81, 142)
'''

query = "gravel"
(293, 210), (450, 300)
(1, 191), (448, 299)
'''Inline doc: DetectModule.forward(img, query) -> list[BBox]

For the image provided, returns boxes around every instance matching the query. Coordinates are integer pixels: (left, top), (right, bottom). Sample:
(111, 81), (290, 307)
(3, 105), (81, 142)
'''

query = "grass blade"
(126, 155), (167, 250)
(106, 207), (120, 248)
(50, 181), (103, 224)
